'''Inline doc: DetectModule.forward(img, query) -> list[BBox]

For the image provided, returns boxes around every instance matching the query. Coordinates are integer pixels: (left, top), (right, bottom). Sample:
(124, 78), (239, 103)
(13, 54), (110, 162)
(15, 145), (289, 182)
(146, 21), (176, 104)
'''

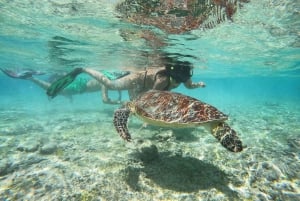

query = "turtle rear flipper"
(211, 122), (243, 152)
(113, 107), (131, 141)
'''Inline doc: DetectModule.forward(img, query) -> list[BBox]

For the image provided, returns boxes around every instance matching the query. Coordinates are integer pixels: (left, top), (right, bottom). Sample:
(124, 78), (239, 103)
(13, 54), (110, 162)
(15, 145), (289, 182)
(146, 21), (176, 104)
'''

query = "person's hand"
(197, 81), (206, 88)
(103, 97), (122, 105)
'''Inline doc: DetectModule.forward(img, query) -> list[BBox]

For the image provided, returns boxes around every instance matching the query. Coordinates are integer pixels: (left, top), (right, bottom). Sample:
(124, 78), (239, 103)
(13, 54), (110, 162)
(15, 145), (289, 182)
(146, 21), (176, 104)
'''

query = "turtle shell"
(132, 90), (228, 127)
(116, 0), (241, 34)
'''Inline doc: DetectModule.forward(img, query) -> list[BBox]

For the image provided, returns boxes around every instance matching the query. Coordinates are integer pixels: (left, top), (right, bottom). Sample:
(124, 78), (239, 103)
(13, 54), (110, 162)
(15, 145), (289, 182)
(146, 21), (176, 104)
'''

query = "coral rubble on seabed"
(0, 102), (299, 200)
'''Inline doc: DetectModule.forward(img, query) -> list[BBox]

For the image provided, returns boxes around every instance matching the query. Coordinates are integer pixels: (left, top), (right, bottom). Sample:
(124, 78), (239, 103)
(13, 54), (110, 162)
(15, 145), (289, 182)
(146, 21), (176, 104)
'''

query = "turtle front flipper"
(211, 122), (243, 152)
(113, 107), (131, 141)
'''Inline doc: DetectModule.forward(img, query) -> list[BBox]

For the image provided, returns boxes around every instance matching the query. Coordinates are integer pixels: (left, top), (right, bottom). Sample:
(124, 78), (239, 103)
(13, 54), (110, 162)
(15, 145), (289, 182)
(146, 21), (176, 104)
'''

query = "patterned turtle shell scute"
(134, 90), (228, 124)
(116, 0), (247, 33)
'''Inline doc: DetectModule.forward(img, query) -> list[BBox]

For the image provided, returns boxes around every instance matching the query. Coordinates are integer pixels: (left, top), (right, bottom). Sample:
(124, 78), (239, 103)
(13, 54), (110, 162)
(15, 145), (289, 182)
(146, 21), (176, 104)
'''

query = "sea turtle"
(116, 0), (247, 34)
(113, 90), (243, 152)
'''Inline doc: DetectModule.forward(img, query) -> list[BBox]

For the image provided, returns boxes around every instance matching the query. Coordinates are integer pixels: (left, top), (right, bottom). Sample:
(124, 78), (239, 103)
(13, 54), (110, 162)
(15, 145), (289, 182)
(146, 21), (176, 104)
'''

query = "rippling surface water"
(0, 0), (299, 200)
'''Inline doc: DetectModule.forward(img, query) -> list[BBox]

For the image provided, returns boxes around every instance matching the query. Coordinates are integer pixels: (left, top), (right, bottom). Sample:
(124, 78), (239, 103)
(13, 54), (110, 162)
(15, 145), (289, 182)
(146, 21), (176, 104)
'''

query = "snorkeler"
(46, 58), (206, 100)
(0, 68), (125, 104)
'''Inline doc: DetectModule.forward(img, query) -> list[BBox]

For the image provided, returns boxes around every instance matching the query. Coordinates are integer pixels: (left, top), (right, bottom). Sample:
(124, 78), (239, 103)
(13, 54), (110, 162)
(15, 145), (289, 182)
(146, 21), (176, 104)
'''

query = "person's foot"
(1, 68), (44, 79)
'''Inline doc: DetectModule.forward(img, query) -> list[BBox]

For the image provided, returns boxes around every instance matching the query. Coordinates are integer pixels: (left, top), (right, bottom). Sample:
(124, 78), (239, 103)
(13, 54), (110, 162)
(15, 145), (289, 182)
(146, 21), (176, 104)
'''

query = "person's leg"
(47, 67), (140, 99)
(83, 68), (140, 91)
(85, 79), (102, 92)
(28, 77), (51, 90)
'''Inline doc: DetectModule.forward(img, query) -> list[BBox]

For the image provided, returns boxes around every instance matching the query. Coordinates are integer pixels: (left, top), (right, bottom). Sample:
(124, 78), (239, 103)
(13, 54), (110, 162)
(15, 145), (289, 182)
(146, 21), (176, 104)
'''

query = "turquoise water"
(0, 0), (300, 200)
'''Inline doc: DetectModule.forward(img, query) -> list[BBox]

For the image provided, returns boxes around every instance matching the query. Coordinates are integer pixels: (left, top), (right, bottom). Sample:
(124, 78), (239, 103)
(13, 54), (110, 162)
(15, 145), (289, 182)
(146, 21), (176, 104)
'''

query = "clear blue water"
(0, 0), (299, 200)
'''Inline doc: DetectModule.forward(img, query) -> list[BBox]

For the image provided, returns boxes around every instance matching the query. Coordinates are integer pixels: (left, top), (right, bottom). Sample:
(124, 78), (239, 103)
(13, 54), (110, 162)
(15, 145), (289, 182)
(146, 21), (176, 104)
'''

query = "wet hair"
(165, 59), (193, 83)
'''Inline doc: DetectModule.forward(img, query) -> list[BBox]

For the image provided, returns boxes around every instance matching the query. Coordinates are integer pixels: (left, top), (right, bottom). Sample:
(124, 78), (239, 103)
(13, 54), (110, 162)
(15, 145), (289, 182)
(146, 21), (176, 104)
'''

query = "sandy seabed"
(0, 100), (299, 201)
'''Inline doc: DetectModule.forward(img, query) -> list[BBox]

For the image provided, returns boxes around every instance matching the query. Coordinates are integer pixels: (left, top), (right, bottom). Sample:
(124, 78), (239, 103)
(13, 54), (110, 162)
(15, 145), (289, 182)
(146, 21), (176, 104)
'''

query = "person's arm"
(101, 85), (122, 104)
(152, 73), (170, 90)
(30, 77), (74, 100)
(183, 79), (206, 89)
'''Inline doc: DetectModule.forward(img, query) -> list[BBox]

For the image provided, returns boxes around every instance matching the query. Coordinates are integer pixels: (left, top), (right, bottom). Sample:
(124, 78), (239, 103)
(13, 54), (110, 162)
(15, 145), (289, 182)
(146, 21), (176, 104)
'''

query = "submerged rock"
(0, 154), (45, 176)
(39, 142), (57, 155)
(17, 141), (40, 153)
(0, 159), (11, 176)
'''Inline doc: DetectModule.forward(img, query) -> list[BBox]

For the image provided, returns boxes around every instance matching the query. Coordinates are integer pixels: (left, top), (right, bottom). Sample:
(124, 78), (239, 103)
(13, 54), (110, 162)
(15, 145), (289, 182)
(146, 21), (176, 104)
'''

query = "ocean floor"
(0, 99), (299, 201)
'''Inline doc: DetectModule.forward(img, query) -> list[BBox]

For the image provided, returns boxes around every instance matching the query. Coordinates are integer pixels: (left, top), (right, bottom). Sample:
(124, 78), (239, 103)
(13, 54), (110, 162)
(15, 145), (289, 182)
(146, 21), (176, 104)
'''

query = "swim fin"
(47, 68), (83, 98)
(1, 68), (44, 79)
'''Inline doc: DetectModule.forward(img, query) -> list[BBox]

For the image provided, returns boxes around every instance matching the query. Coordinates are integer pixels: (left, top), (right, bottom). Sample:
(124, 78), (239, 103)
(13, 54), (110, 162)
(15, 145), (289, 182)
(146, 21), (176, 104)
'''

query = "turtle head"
(212, 122), (243, 152)
(125, 101), (136, 113)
